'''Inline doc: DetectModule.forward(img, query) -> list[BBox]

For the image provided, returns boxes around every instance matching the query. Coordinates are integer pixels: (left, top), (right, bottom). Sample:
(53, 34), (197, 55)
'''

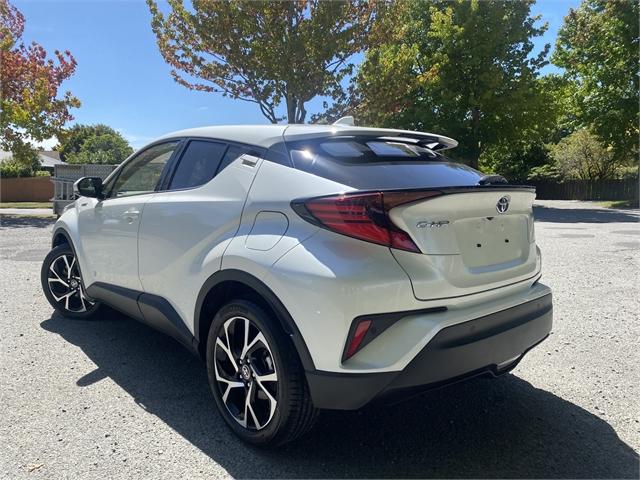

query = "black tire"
(206, 299), (318, 446)
(41, 244), (100, 320)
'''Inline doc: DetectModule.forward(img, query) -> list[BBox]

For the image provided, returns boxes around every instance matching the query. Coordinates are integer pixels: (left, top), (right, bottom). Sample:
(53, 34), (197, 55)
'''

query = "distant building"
(0, 150), (67, 172)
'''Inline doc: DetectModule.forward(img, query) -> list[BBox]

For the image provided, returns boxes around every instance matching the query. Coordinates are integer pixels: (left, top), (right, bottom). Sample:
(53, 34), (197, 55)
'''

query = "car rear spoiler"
(287, 124), (459, 151)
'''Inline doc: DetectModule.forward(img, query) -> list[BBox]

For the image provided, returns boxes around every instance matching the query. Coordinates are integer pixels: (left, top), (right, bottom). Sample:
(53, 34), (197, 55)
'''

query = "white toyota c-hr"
(41, 123), (552, 446)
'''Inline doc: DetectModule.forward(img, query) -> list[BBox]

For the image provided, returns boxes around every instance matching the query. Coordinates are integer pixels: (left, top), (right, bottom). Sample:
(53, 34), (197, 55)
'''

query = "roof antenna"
(333, 116), (355, 126)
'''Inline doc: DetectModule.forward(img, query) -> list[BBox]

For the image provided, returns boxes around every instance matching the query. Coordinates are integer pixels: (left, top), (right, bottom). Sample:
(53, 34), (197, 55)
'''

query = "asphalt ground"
(1, 200), (638, 479)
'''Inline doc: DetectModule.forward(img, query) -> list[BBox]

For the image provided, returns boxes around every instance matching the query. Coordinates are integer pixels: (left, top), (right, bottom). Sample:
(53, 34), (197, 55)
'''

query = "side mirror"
(74, 176), (104, 199)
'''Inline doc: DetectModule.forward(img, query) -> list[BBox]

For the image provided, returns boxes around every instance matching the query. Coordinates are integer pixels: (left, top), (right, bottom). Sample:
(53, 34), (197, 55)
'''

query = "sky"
(17, 0), (581, 150)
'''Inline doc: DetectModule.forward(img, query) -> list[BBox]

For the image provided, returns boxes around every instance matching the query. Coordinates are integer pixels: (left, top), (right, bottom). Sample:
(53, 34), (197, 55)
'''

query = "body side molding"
(85, 282), (198, 356)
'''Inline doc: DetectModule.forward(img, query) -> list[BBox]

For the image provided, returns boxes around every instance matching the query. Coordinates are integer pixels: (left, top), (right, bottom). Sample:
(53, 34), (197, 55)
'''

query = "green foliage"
(35, 170), (50, 176)
(146, 0), (376, 123)
(56, 124), (121, 160)
(64, 130), (133, 165)
(548, 129), (623, 180)
(0, 0), (79, 169)
(353, 0), (551, 168)
(552, 0), (639, 162)
(527, 163), (563, 182)
(0, 159), (34, 177)
(480, 143), (552, 183)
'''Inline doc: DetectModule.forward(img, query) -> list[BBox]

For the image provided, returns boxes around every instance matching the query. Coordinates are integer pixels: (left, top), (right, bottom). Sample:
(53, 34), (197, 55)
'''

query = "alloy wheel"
(214, 316), (278, 431)
(46, 253), (94, 313)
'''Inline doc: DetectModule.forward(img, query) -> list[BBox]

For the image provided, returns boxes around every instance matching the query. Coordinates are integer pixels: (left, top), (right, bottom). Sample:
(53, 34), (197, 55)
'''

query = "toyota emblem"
(496, 195), (510, 214)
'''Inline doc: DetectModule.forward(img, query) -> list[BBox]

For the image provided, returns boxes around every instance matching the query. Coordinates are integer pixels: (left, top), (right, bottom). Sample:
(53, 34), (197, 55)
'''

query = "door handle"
(123, 209), (140, 224)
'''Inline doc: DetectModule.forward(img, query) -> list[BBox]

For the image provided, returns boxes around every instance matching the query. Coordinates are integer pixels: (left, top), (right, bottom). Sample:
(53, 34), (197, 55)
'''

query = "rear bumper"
(305, 292), (552, 410)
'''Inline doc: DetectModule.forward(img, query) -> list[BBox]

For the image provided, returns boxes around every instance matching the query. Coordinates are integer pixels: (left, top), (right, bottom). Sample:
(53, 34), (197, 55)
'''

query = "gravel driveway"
(1, 200), (638, 479)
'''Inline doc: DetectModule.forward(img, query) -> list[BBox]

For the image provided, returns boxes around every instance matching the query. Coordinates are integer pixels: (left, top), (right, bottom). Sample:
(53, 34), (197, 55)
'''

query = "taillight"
(292, 190), (441, 253)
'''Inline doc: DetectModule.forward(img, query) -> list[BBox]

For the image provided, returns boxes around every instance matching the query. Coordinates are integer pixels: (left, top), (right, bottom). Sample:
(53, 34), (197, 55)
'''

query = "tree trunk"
(285, 93), (306, 124)
(286, 95), (296, 124)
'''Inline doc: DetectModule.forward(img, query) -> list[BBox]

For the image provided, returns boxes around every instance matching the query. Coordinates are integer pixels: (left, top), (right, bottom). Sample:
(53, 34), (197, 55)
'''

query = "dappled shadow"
(41, 311), (638, 479)
(533, 205), (639, 223)
(0, 215), (55, 229)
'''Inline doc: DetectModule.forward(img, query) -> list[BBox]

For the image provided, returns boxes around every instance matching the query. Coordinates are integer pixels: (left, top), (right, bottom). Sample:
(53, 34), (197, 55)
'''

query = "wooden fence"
(525, 178), (638, 201)
(0, 176), (54, 202)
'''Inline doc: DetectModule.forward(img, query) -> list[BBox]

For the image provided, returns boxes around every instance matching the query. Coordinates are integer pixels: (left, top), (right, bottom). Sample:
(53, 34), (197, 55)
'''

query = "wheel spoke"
(76, 291), (87, 312)
(216, 337), (238, 373)
(242, 381), (254, 429)
(252, 366), (277, 423)
(51, 290), (74, 304)
(255, 371), (277, 383)
(62, 255), (72, 279)
(242, 331), (270, 359)
(241, 318), (250, 358)
(49, 264), (69, 288)
(214, 360), (243, 403)
(78, 287), (94, 308)
(67, 256), (76, 279)
(247, 392), (261, 430)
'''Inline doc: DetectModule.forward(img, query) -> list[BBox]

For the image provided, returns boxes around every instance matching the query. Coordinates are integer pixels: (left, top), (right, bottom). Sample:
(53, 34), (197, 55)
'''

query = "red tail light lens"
(293, 190), (441, 253)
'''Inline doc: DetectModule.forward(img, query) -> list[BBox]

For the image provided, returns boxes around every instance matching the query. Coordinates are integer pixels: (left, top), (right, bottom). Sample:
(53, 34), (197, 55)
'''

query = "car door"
(77, 141), (180, 291)
(138, 140), (264, 329)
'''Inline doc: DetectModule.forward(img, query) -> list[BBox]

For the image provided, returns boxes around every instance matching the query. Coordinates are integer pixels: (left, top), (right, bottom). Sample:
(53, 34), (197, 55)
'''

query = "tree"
(552, 0), (639, 163)
(549, 129), (621, 180)
(479, 74), (575, 180)
(147, 0), (375, 123)
(56, 123), (120, 160)
(0, 0), (79, 166)
(60, 125), (133, 165)
(352, 0), (551, 168)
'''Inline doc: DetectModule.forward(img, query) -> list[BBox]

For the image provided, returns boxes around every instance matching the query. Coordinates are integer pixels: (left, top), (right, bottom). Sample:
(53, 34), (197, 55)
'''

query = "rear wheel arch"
(195, 270), (315, 371)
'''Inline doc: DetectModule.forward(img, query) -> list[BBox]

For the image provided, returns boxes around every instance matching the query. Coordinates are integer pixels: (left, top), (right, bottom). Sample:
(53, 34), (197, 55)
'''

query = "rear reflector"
(345, 319), (372, 360)
(292, 190), (442, 252)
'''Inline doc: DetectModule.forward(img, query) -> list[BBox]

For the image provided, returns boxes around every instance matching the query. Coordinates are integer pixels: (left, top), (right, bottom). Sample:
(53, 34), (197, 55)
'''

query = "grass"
(0, 202), (52, 209)
(598, 199), (639, 209)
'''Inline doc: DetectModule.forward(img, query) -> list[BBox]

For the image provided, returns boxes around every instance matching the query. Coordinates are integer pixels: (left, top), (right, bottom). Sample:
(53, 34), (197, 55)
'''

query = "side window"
(169, 140), (227, 190)
(217, 144), (263, 174)
(109, 142), (178, 198)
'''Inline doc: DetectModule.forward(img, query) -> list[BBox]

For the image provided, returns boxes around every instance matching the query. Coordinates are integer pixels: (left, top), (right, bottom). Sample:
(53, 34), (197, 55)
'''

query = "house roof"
(0, 150), (66, 168)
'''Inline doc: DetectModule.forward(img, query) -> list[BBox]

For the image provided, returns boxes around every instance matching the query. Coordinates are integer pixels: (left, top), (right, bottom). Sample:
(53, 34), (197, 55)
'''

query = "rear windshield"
(286, 137), (483, 189)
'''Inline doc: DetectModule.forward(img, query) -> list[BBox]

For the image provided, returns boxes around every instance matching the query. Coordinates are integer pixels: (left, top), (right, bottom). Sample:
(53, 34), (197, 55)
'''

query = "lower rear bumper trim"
(305, 292), (552, 410)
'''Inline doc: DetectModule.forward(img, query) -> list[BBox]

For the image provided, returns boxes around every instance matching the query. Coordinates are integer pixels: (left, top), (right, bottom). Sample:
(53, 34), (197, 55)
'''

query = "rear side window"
(169, 140), (227, 190)
(287, 137), (484, 189)
(218, 144), (264, 174)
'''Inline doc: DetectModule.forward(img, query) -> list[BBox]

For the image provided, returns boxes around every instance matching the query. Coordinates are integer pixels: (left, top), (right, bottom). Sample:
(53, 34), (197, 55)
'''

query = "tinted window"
(170, 141), (227, 190)
(218, 144), (264, 174)
(287, 137), (484, 189)
(110, 142), (178, 198)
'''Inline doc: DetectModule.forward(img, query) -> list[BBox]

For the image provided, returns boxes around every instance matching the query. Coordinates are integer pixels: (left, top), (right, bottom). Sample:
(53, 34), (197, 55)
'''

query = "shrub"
(0, 161), (33, 178)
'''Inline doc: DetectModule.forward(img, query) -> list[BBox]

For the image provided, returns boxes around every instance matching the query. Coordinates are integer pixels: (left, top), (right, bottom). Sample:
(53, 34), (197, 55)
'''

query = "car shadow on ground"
(533, 205), (639, 223)
(0, 215), (55, 229)
(41, 311), (638, 479)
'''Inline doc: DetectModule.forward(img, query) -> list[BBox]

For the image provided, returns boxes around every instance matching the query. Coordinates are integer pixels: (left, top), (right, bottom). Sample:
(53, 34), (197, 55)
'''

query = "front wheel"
(206, 299), (317, 446)
(41, 244), (100, 319)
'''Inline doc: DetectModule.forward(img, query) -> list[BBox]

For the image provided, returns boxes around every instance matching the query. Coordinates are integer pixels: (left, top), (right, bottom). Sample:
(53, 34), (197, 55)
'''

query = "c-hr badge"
(416, 220), (450, 228)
